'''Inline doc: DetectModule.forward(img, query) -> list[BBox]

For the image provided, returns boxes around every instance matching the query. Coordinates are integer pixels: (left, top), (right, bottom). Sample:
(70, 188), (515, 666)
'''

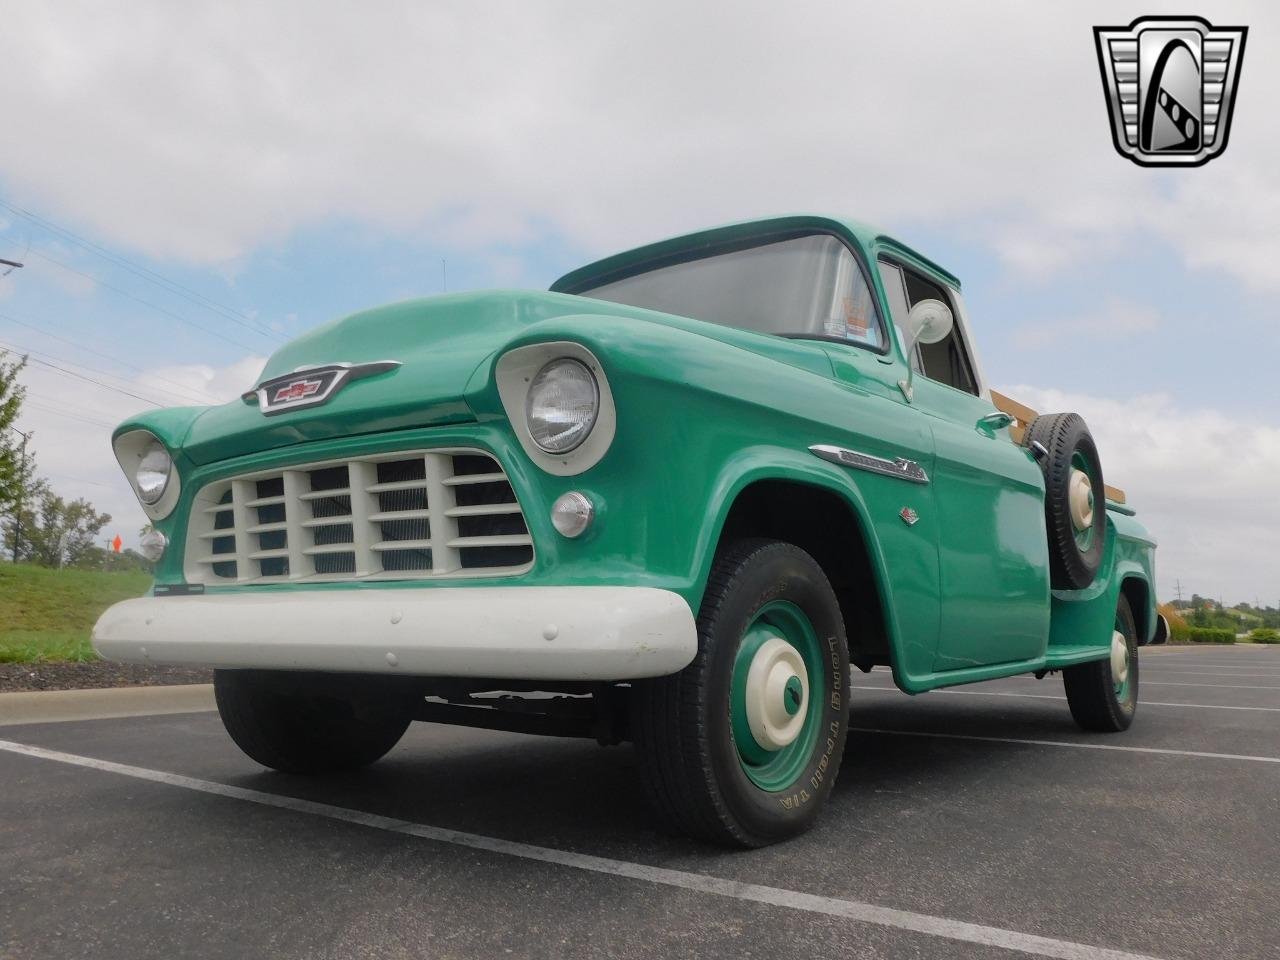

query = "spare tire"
(1026, 412), (1106, 590)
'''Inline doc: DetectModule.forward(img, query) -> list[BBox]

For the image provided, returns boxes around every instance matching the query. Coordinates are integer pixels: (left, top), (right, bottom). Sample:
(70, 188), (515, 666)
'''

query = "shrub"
(1248, 628), (1280, 644)
(1159, 603), (1191, 642)
(1187, 627), (1235, 644)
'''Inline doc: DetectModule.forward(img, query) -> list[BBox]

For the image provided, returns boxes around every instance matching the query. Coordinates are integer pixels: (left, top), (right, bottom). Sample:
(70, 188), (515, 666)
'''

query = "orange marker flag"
(112, 535), (122, 553)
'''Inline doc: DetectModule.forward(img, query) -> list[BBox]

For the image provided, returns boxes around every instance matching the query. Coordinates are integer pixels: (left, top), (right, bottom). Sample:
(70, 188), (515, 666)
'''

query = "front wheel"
(1063, 594), (1139, 732)
(214, 670), (415, 774)
(631, 539), (850, 847)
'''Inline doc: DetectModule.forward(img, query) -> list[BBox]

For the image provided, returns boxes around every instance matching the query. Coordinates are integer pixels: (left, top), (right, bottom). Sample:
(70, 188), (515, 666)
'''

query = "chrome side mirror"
(897, 299), (954, 402)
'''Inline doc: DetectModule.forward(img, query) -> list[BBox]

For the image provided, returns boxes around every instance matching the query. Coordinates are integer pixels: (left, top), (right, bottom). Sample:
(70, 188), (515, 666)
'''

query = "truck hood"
(178, 289), (838, 465)
(181, 291), (591, 465)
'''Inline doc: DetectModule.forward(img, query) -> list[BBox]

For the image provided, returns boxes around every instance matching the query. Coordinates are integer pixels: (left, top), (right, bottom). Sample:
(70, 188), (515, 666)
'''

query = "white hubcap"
(1111, 630), (1130, 685)
(744, 636), (809, 751)
(1069, 469), (1094, 531)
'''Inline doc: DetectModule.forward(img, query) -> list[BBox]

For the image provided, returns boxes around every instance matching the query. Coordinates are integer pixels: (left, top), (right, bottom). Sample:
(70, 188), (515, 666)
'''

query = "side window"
(877, 259), (978, 396)
(877, 261), (920, 373)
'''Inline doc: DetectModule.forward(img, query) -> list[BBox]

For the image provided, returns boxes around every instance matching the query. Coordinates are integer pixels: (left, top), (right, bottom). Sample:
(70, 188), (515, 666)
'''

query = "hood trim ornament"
(242, 360), (402, 417)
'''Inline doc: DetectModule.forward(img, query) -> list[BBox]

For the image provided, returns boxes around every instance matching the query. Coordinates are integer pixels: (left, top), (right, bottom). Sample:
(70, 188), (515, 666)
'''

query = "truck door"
(878, 259), (1051, 671)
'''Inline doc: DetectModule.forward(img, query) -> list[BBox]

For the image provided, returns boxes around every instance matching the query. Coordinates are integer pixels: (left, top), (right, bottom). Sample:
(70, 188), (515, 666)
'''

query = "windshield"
(576, 233), (886, 350)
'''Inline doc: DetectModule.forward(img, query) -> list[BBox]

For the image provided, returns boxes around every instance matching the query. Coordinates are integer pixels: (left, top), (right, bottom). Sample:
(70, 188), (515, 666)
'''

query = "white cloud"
(1013, 298), (1160, 349)
(2, 3), (1276, 604)
(1003, 384), (1280, 604)
(138, 355), (265, 407)
(13, 354), (264, 550)
(0, 2), (1277, 288)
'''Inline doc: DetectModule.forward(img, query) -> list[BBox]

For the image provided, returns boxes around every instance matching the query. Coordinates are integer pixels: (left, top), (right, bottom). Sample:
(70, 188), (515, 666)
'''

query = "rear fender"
(1049, 515), (1157, 654)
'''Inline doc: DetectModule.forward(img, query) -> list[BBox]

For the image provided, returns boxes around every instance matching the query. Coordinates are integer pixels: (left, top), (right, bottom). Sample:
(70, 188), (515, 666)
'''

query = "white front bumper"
(92, 587), (698, 681)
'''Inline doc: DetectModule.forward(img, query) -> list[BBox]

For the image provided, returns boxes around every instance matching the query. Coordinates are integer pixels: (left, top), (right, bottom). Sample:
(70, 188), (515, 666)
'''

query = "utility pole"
(441, 259), (447, 293)
(1175, 579), (1182, 603)
(9, 426), (32, 563)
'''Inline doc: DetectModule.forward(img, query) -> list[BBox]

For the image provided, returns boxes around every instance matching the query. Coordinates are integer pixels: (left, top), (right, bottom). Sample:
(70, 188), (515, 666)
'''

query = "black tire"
(214, 670), (414, 774)
(1063, 594), (1139, 732)
(630, 539), (850, 847)
(1026, 412), (1107, 590)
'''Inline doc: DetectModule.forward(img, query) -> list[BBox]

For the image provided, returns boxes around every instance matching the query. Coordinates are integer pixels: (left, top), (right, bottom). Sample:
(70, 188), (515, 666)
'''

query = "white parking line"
(0, 738), (1168, 960)
(1128, 680), (1280, 690)
(850, 685), (1280, 712)
(850, 727), (1280, 764)
(871, 666), (1280, 684)
(1143, 654), (1279, 663)
(1142, 670), (1280, 679)
(994, 677), (1280, 691)
(1141, 664), (1279, 670)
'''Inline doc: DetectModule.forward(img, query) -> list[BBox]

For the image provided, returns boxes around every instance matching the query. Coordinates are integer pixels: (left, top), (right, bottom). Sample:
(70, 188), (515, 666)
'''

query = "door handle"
(978, 411), (1016, 431)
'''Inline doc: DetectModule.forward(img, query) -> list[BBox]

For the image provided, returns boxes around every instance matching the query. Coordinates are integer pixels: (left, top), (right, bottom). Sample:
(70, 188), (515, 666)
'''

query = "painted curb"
(0, 684), (215, 726)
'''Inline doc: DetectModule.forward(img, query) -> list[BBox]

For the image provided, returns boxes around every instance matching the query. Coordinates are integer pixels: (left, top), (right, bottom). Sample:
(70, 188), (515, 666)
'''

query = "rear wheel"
(631, 539), (850, 847)
(1063, 594), (1139, 732)
(214, 670), (414, 774)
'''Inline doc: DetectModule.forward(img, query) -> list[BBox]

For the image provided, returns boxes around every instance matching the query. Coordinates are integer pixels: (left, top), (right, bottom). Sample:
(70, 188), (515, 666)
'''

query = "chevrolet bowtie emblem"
(272, 378), (323, 404)
(243, 360), (402, 416)
(1094, 16), (1247, 167)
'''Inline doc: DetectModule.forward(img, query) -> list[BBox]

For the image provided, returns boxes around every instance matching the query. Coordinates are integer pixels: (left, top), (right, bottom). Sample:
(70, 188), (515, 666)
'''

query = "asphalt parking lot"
(2, 644), (1277, 960)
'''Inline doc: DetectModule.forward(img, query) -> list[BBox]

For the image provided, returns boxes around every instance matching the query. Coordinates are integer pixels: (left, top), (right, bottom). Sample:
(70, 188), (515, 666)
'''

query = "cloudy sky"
(0, 1), (1275, 604)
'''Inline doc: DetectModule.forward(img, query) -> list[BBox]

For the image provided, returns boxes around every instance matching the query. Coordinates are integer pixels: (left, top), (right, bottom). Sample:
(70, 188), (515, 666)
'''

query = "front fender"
(465, 313), (942, 683)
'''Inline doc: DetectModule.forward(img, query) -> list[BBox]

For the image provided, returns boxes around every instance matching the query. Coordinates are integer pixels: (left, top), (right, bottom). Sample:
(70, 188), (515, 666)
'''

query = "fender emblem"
(899, 507), (919, 526)
(808, 444), (930, 485)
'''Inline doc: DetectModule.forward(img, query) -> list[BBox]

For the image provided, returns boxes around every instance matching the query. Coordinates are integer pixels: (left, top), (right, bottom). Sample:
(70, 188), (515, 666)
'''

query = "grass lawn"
(0, 564), (152, 663)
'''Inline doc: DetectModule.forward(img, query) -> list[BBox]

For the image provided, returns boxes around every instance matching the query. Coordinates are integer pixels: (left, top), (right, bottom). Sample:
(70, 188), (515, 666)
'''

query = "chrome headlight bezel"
(113, 429), (182, 520)
(524, 358), (600, 455)
(494, 342), (617, 477)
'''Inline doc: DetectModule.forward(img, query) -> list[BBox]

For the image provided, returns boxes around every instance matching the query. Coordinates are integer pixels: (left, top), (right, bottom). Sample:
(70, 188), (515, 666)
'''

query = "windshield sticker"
(824, 318), (847, 338)
(843, 296), (872, 342)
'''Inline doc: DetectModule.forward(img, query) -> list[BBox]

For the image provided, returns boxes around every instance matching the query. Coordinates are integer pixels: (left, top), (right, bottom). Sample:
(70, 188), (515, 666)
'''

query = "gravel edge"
(0, 661), (214, 693)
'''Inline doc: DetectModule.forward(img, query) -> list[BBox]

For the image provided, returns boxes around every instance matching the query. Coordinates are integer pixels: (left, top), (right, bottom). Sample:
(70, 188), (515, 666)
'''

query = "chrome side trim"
(809, 444), (930, 485)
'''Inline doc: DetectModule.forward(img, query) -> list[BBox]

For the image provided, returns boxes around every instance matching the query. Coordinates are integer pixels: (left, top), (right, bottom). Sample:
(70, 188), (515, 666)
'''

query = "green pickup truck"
(95, 215), (1164, 847)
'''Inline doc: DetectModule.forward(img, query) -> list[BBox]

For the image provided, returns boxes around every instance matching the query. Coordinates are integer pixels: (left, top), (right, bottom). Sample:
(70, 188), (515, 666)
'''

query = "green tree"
(2, 487), (111, 567)
(87, 545), (154, 573)
(0, 350), (34, 506)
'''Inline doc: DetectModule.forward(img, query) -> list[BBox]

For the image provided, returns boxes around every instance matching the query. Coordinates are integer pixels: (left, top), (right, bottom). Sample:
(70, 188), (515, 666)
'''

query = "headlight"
(135, 440), (173, 505)
(525, 359), (599, 454)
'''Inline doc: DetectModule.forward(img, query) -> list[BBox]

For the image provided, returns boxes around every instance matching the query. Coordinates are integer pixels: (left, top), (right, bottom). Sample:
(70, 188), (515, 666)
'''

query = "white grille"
(185, 449), (534, 584)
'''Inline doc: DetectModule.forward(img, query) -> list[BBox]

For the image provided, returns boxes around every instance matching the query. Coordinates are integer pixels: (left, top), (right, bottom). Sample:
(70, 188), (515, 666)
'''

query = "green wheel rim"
(1071, 450), (1097, 552)
(729, 600), (826, 792)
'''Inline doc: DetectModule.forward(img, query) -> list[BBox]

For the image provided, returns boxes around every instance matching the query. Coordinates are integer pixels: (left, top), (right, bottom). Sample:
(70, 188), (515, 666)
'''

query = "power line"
(28, 248), (274, 352)
(22, 401), (119, 430)
(0, 198), (281, 339)
(0, 311), (224, 405)
(0, 344), (163, 407)
(37, 469), (118, 491)
(25, 387), (132, 426)
(0, 336), (216, 408)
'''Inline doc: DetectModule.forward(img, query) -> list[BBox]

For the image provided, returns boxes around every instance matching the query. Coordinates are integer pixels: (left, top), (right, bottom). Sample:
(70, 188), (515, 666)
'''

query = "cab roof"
(550, 214), (961, 294)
